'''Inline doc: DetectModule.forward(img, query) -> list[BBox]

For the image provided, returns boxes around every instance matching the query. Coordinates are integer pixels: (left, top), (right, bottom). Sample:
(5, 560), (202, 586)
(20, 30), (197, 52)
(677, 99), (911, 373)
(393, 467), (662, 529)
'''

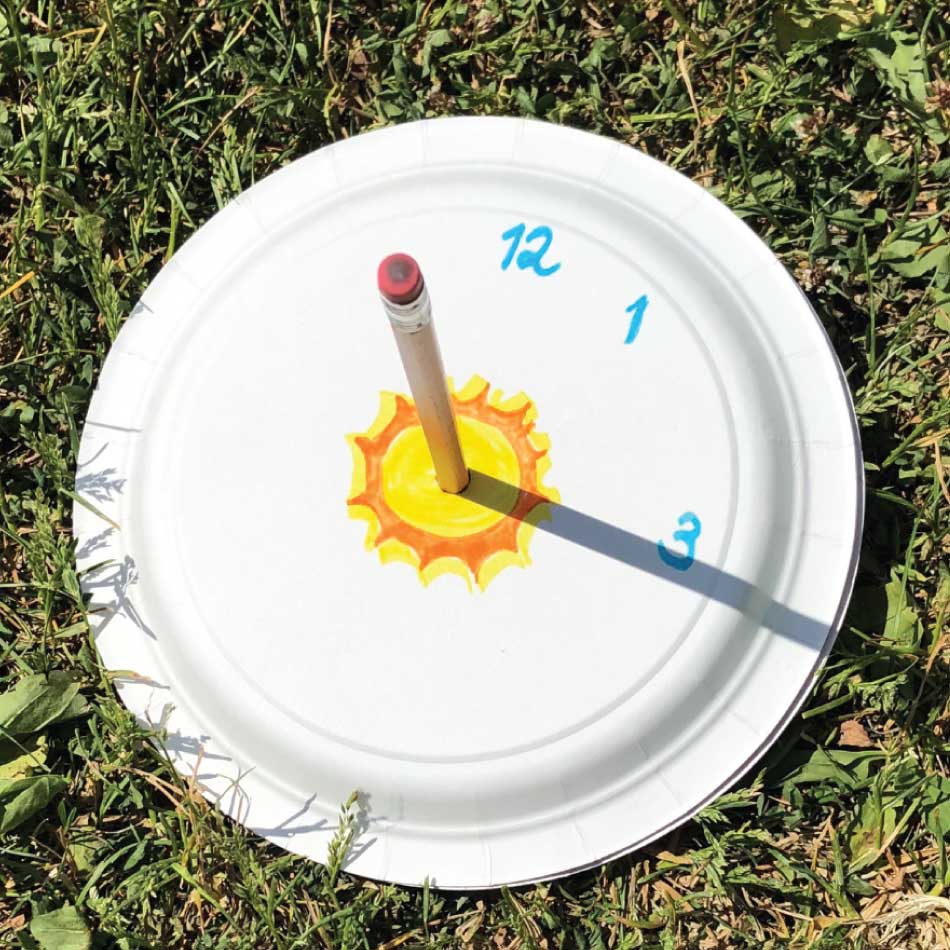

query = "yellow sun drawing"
(346, 376), (559, 590)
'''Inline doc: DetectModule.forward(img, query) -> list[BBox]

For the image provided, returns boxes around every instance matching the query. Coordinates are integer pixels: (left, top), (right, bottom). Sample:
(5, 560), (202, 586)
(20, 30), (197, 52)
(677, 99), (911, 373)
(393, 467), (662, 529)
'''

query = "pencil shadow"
(463, 470), (834, 649)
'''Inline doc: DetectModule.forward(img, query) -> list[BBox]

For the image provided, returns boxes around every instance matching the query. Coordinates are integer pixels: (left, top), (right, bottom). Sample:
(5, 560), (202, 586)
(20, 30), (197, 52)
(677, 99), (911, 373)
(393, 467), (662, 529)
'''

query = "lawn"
(2, 0), (950, 946)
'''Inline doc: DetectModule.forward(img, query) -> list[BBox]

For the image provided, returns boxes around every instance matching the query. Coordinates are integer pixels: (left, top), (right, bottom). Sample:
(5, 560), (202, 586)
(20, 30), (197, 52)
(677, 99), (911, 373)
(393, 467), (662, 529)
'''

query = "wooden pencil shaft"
(386, 295), (469, 494)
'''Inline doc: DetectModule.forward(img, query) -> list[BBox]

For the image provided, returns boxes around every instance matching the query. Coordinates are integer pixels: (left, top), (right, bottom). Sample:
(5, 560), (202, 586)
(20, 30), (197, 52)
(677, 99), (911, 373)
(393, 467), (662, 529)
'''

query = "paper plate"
(75, 117), (863, 888)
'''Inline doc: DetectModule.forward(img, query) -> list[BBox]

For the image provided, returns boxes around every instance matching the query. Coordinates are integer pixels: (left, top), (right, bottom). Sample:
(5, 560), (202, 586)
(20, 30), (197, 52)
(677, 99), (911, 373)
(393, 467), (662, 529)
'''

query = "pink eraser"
(378, 253), (424, 305)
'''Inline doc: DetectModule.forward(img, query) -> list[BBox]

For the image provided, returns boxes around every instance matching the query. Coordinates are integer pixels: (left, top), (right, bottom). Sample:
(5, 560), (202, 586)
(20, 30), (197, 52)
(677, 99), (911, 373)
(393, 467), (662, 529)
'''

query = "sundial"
(75, 117), (863, 888)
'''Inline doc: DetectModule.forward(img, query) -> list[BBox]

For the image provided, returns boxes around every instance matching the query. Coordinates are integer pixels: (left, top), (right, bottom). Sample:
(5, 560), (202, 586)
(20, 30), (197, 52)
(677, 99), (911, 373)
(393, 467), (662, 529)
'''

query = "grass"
(2, 0), (950, 946)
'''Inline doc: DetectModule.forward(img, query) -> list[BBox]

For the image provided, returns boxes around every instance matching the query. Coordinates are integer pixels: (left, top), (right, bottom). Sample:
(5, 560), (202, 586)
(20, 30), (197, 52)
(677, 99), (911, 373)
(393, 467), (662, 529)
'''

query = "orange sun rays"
(346, 376), (559, 590)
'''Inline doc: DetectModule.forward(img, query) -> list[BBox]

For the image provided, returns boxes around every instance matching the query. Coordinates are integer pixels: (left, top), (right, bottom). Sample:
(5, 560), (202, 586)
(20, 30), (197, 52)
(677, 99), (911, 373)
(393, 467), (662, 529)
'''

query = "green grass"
(2, 0), (950, 946)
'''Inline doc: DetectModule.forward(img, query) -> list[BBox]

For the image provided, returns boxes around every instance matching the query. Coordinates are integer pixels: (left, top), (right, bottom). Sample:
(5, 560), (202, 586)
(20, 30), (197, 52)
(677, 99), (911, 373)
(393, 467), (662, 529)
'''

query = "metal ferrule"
(382, 283), (432, 333)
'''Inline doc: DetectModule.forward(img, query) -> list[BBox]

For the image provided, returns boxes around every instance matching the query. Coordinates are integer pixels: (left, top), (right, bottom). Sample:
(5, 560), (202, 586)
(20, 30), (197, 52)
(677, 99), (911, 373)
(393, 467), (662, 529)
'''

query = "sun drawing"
(347, 376), (559, 590)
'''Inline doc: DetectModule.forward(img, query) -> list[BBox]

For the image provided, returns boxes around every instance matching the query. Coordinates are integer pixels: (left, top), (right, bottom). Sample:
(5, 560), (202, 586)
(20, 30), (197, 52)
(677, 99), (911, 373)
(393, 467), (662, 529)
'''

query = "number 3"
(501, 223), (561, 277)
(658, 512), (701, 571)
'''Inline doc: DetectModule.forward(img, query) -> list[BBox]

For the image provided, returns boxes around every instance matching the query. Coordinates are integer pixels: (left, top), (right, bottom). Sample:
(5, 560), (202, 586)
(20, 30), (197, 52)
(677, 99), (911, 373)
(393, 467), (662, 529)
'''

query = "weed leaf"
(0, 774), (68, 833)
(923, 776), (950, 838)
(0, 734), (48, 780)
(72, 214), (105, 253)
(864, 31), (948, 140)
(848, 794), (896, 869)
(883, 573), (922, 645)
(777, 748), (882, 790)
(29, 905), (91, 950)
(775, 0), (879, 52)
(879, 219), (950, 280)
(0, 673), (81, 737)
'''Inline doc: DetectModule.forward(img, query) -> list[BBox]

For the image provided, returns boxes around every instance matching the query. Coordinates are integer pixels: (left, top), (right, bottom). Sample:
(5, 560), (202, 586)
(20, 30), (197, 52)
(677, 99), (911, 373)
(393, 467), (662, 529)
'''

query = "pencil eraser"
(378, 253), (424, 305)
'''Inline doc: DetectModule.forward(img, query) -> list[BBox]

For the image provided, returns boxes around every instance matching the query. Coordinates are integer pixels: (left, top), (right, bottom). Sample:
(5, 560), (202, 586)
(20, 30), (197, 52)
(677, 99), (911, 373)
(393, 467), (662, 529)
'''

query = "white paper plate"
(75, 117), (863, 888)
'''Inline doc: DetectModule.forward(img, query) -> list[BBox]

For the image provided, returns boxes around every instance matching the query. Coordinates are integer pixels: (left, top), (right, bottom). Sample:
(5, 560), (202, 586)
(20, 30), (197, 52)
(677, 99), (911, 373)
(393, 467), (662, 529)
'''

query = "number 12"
(501, 223), (561, 277)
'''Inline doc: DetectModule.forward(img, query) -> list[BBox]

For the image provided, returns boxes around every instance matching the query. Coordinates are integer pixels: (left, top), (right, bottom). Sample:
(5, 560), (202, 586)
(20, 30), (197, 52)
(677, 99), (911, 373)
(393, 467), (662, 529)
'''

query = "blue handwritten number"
(658, 512), (701, 571)
(624, 294), (648, 344)
(500, 223), (525, 270)
(518, 226), (561, 276)
(501, 223), (561, 277)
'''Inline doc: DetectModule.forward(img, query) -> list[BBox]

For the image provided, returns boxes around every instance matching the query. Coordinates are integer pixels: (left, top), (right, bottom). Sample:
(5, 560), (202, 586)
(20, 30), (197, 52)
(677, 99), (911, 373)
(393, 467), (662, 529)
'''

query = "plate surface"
(75, 117), (863, 888)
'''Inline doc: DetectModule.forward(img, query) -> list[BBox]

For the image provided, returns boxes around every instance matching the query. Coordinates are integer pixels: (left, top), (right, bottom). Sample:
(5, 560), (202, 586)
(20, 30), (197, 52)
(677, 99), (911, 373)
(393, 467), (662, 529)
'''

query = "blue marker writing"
(501, 223), (561, 277)
(624, 294), (648, 344)
(658, 512), (701, 571)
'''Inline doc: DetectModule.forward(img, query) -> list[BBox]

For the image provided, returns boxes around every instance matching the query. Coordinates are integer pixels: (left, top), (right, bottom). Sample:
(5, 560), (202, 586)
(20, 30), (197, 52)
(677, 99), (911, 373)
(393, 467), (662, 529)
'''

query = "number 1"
(501, 223), (526, 271)
(624, 295), (648, 344)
